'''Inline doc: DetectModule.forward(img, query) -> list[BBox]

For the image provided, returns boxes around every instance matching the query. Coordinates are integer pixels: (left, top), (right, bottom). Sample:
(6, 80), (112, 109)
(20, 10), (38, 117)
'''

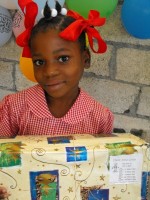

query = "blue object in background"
(121, 0), (150, 39)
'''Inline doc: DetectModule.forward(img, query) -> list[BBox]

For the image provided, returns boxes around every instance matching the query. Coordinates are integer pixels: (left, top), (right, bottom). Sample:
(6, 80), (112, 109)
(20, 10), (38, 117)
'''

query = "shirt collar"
(27, 84), (94, 124)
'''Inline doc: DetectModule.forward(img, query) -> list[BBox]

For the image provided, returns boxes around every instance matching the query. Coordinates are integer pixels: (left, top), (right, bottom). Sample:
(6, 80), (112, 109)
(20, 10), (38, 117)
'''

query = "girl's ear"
(83, 48), (91, 69)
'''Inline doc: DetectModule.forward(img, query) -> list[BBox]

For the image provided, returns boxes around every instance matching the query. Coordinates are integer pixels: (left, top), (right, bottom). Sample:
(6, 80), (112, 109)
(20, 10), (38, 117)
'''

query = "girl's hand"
(0, 187), (11, 199)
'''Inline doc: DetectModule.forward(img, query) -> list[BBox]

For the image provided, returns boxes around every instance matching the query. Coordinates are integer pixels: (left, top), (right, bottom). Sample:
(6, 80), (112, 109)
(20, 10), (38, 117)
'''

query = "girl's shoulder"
(80, 89), (113, 116)
(1, 85), (42, 107)
(80, 89), (106, 108)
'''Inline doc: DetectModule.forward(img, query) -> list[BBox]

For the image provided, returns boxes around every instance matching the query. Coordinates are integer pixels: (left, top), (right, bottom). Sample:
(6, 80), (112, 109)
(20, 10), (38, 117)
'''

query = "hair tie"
(41, 8), (58, 18)
(41, 8), (44, 17)
(61, 8), (67, 15)
(41, 8), (66, 18)
(42, 1), (67, 18)
(51, 8), (58, 17)
(59, 10), (107, 54)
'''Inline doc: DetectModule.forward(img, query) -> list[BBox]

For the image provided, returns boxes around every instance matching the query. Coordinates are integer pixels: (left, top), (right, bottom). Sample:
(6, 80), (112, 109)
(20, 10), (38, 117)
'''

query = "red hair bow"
(59, 10), (107, 53)
(16, 0), (38, 58)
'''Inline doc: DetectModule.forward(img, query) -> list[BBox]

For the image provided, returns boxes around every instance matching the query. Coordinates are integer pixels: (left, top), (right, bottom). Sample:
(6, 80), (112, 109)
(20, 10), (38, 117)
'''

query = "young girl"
(0, 1), (114, 138)
(0, 1), (114, 198)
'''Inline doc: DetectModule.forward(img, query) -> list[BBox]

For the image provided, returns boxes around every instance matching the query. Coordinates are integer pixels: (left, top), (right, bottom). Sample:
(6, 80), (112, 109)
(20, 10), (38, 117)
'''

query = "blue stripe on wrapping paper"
(47, 136), (74, 144)
(88, 189), (109, 200)
(66, 146), (87, 162)
(141, 171), (150, 200)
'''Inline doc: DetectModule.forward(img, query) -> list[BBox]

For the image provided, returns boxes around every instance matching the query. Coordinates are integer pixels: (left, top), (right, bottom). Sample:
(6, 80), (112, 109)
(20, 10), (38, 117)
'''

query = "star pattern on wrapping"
(76, 164), (81, 168)
(113, 195), (121, 200)
(68, 187), (73, 193)
(99, 174), (105, 181)
(17, 169), (21, 174)
(36, 139), (42, 143)
(54, 148), (59, 151)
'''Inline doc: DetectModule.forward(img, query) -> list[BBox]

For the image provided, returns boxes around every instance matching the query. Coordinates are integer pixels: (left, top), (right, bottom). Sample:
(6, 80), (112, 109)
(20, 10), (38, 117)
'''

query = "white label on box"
(109, 154), (143, 184)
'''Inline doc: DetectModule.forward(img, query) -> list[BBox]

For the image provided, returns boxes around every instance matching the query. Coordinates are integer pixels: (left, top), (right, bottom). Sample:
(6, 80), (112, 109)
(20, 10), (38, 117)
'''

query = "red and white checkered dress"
(0, 85), (114, 137)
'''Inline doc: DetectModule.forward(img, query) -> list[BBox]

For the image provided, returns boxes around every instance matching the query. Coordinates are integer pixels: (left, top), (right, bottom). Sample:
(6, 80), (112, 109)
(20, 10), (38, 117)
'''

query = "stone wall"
(0, 2), (150, 136)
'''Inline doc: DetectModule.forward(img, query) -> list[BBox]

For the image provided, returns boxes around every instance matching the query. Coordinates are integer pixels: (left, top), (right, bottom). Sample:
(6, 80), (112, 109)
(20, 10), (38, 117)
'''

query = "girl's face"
(30, 29), (89, 100)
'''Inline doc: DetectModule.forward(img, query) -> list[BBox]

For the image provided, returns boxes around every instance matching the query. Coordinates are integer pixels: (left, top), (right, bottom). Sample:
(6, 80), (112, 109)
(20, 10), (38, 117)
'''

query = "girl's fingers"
(0, 188), (11, 199)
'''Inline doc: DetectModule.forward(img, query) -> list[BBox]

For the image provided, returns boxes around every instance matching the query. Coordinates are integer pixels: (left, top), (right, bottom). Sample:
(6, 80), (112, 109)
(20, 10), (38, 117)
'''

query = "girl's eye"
(58, 56), (69, 63)
(33, 60), (45, 66)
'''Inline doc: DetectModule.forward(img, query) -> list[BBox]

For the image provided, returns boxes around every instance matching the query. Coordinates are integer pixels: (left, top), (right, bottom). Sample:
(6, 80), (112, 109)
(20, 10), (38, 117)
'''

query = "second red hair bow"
(59, 10), (107, 53)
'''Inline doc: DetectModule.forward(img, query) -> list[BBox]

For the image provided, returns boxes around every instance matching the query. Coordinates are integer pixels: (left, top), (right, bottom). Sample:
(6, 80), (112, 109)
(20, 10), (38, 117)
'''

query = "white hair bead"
(61, 8), (67, 15)
(51, 8), (58, 17)
(41, 9), (44, 17)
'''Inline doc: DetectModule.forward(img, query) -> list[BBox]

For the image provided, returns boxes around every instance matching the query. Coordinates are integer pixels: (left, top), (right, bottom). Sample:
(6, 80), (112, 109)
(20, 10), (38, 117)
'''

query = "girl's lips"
(45, 81), (65, 90)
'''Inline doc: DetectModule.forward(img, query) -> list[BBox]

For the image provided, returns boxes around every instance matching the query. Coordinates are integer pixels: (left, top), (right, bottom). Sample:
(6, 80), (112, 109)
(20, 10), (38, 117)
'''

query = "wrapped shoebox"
(0, 133), (149, 200)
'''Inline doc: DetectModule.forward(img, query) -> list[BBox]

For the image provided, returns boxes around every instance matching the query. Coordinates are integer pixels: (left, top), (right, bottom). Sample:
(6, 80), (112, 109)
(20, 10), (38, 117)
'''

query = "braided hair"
(29, 1), (86, 52)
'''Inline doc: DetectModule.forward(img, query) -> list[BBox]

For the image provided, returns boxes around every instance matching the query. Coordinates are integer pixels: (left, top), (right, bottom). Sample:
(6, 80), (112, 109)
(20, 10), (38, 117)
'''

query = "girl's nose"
(43, 62), (59, 77)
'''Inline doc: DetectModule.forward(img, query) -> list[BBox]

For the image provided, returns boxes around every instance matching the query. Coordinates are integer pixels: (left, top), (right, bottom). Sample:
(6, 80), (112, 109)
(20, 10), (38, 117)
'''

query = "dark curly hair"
(29, 1), (86, 51)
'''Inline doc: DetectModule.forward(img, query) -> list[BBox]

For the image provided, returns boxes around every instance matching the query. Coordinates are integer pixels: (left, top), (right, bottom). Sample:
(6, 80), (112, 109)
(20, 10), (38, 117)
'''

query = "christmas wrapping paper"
(0, 133), (149, 200)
